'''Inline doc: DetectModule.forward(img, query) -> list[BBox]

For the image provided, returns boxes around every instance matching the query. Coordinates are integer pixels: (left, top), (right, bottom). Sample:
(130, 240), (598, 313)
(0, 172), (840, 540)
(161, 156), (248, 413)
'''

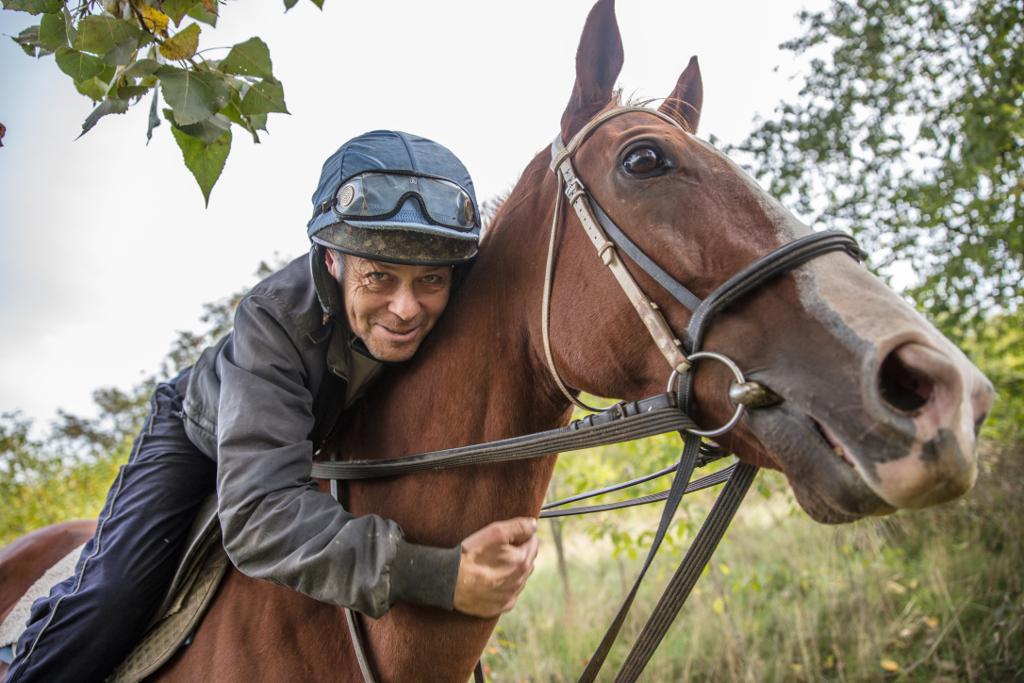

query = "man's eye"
(422, 274), (443, 285)
(367, 272), (388, 282)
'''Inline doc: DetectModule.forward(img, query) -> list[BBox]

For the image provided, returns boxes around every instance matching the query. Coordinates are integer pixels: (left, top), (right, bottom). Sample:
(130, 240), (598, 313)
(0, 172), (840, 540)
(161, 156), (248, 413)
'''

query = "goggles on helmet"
(316, 172), (478, 232)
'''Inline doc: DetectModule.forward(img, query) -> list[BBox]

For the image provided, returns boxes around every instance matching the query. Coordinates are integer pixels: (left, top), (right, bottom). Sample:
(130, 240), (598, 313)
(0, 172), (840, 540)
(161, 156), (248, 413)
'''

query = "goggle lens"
(333, 173), (477, 231)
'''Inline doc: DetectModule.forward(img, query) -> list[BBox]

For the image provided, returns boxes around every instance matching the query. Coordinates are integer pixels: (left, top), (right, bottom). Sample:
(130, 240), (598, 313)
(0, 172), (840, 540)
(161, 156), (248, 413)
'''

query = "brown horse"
(0, 520), (96, 678)
(0, 520), (96, 628)
(148, 1), (993, 680)
(2, 0), (994, 679)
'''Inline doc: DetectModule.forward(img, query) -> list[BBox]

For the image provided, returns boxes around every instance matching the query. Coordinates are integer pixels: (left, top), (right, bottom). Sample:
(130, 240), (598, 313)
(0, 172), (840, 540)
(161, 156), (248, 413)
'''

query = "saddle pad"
(0, 543), (86, 648)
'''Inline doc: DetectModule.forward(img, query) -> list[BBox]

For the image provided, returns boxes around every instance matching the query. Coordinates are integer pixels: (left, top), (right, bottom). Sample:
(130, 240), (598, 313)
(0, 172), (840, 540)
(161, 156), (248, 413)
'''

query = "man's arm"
(215, 293), (461, 617)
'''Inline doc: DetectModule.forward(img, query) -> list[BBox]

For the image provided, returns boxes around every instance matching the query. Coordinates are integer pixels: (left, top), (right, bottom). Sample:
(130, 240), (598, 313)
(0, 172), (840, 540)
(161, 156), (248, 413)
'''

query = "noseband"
(543, 106), (863, 434)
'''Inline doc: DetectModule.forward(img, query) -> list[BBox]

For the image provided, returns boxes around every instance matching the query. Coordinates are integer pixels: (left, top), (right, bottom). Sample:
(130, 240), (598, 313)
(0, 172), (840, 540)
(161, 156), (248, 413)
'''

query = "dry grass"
(486, 439), (1024, 682)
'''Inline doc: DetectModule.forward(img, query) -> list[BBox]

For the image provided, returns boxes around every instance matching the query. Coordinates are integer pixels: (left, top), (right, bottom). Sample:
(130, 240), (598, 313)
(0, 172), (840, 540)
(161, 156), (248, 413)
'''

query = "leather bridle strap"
(614, 462), (758, 682)
(311, 393), (695, 480)
(344, 608), (379, 683)
(576, 426), (702, 682)
(543, 107), (692, 412)
(685, 230), (864, 352)
(539, 464), (735, 518)
(591, 202), (702, 311)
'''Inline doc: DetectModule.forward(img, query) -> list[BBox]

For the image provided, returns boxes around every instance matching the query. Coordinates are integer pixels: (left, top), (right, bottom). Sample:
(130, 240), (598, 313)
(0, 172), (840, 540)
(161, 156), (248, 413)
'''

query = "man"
(6, 130), (538, 682)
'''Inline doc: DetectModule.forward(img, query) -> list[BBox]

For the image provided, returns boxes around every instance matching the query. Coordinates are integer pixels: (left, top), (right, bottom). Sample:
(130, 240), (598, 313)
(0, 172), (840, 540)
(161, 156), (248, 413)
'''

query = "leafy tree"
(2, 0), (315, 203)
(735, 0), (1022, 336)
(0, 411), (54, 489)
(0, 258), (282, 541)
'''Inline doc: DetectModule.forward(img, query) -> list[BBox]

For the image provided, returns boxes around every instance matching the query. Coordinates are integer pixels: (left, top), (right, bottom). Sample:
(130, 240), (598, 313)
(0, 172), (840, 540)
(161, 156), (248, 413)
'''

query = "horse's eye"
(622, 146), (666, 176)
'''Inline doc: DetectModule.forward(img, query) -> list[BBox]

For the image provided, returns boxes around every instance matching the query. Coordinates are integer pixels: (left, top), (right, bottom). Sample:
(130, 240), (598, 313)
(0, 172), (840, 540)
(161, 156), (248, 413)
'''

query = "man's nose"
(388, 285), (422, 321)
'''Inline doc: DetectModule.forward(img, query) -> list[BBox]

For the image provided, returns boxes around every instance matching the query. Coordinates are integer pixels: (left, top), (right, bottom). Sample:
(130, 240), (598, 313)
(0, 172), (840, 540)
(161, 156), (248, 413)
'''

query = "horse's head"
(520, 0), (995, 523)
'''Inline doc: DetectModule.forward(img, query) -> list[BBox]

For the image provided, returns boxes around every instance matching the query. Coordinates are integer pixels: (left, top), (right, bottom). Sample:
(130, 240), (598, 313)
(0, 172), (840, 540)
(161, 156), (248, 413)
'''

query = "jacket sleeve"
(215, 293), (461, 618)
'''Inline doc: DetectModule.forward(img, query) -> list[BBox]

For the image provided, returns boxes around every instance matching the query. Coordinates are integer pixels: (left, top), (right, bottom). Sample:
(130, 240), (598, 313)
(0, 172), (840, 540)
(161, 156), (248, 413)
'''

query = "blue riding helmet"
(307, 130), (481, 266)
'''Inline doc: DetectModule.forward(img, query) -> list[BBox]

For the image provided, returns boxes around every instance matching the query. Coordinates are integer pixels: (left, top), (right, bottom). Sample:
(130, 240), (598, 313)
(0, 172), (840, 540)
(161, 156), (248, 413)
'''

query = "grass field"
(485, 439), (1023, 682)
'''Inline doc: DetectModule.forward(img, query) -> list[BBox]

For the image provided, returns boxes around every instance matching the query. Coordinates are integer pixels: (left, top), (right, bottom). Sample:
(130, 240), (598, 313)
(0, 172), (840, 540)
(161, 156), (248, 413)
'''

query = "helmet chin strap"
(309, 245), (344, 325)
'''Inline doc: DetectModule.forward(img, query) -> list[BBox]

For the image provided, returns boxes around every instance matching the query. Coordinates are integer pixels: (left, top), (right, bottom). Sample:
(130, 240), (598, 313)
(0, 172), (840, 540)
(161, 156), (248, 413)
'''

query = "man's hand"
(453, 517), (539, 618)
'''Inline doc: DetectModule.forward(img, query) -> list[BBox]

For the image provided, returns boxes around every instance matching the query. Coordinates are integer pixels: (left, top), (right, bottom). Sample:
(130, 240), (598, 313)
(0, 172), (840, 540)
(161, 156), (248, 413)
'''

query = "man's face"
(327, 251), (453, 362)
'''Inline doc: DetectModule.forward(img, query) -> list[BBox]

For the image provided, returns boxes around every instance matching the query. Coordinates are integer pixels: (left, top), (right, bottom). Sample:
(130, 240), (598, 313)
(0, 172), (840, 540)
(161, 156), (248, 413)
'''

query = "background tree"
(0, 259), (279, 543)
(735, 0), (1022, 338)
(3, 0), (312, 203)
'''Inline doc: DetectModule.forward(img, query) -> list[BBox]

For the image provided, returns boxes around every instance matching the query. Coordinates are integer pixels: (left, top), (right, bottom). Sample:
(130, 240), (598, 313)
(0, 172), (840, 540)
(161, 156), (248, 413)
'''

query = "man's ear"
(323, 247), (342, 279)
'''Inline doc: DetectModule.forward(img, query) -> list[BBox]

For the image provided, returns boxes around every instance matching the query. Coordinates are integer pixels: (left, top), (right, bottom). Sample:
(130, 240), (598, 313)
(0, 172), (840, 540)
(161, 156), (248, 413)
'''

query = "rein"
(311, 106), (863, 683)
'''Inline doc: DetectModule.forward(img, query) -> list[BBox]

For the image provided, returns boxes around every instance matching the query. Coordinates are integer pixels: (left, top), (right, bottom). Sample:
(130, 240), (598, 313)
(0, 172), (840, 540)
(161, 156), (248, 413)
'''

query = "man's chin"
(363, 337), (423, 363)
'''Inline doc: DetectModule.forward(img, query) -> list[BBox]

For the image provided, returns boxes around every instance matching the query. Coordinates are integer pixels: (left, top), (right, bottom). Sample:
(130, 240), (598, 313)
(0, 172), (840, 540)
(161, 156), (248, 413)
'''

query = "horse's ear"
(659, 56), (703, 134)
(559, 0), (624, 142)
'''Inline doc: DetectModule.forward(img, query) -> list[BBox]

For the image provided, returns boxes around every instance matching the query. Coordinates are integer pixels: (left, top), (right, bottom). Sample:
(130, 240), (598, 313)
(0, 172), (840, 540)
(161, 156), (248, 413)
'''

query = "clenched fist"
(453, 517), (539, 618)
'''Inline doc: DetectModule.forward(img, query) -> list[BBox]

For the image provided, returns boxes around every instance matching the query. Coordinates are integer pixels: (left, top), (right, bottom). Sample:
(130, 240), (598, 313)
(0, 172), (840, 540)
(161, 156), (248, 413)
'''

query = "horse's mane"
(479, 189), (512, 237)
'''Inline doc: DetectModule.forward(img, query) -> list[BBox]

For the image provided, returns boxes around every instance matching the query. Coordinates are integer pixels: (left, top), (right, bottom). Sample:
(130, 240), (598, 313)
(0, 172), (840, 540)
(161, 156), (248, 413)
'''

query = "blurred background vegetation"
(1, 0), (1020, 680)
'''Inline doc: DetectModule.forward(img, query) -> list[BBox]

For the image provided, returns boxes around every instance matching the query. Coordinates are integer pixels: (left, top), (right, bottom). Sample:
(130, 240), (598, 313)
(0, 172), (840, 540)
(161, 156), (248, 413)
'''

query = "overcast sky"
(0, 0), (824, 429)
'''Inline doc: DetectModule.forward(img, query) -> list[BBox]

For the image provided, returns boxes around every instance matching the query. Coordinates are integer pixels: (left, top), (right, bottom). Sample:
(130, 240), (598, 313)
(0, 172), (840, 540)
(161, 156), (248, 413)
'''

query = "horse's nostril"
(879, 348), (934, 414)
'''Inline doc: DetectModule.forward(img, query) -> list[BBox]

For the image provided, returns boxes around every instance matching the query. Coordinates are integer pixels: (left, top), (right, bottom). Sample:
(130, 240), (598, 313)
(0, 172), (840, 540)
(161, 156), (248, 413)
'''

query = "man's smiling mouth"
(376, 324), (420, 341)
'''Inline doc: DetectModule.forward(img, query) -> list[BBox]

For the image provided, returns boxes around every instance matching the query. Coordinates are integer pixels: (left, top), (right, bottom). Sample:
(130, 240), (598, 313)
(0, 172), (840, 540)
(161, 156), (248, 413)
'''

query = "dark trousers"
(5, 370), (215, 683)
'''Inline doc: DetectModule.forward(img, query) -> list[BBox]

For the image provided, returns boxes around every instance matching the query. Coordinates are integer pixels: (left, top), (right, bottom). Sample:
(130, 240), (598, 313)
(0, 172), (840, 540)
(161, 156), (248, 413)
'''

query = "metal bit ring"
(667, 351), (747, 438)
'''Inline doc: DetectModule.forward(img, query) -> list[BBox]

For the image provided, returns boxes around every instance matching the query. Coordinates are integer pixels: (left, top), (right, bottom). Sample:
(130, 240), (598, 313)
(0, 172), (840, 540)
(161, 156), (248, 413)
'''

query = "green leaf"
(219, 100), (260, 143)
(1, 0), (61, 14)
(114, 84), (152, 100)
(78, 97), (130, 138)
(12, 25), (42, 57)
(249, 113), (268, 131)
(101, 38), (141, 66)
(187, 3), (217, 27)
(74, 76), (109, 101)
(309, 0), (324, 8)
(157, 65), (230, 125)
(220, 37), (274, 79)
(73, 15), (142, 56)
(122, 58), (161, 79)
(61, 4), (76, 43)
(38, 11), (67, 50)
(239, 79), (288, 116)
(158, 0), (198, 25)
(158, 22), (200, 60)
(163, 107), (230, 144)
(147, 86), (161, 143)
(55, 47), (105, 81)
(283, 0), (298, 9)
(13, 39), (35, 57)
(171, 126), (231, 206)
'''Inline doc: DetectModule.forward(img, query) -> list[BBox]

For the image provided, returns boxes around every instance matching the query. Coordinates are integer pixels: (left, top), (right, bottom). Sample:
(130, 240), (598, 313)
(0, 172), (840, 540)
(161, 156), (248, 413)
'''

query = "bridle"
(312, 106), (864, 683)
(543, 105), (862, 430)
(540, 105), (864, 681)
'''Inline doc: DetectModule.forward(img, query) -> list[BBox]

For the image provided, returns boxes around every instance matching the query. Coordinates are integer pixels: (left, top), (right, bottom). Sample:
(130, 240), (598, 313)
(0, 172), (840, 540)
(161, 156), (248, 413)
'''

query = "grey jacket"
(181, 254), (461, 618)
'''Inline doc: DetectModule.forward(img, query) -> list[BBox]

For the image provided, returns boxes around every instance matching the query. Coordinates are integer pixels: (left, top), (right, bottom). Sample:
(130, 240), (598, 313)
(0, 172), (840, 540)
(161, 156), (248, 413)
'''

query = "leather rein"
(311, 106), (863, 683)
